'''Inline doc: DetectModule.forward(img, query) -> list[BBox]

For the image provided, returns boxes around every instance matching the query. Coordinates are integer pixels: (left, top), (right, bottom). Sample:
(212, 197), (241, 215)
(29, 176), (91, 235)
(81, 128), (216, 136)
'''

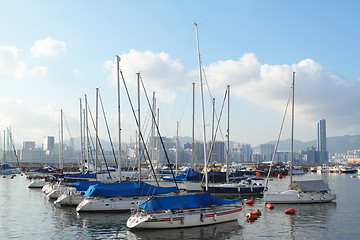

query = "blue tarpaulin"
(137, 192), (242, 211)
(84, 181), (178, 198)
(74, 181), (100, 192)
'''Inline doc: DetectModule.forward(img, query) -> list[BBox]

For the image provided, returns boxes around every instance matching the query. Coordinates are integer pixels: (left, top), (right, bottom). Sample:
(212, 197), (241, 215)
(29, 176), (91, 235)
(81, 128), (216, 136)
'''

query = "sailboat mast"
(60, 109), (64, 170)
(191, 82), (195, 170)
(226, 85), (230, 184)
(95, 88), (99, 179)
(176, 121), (179, 176)
(137, 72), (141, 183)
(80, 98), (84, 174)
(289, 72), (295, 188)
(117, 55), (122, 182)
(85, 94), (90, 173)
(194, 23), (208, 191)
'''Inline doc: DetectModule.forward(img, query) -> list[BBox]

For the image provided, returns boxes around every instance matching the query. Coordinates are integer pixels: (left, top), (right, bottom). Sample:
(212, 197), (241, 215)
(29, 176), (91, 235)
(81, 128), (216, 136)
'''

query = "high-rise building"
(43, 136), (55, 151)
(23, 141), (35, 150)
(317, 119), (328, 163)
(317, 119), (327, 152)
(260, 143), (275, 162)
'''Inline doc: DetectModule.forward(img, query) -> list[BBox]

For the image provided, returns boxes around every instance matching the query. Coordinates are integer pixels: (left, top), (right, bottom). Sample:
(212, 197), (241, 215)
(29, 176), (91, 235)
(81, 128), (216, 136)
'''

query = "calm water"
(1, 172), (359, 239)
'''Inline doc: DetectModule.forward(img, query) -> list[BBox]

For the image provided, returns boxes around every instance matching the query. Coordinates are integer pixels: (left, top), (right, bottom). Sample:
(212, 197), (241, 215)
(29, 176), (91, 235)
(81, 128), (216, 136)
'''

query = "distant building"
(207, 141), (225, 163)
(317, 119), (329, 163)
(23, 141), (35, 150)
(260, 144), (275, 162)
(232, 143), (252, 162)
(43, 136), (55, 151)
(317, 119), (327, 152)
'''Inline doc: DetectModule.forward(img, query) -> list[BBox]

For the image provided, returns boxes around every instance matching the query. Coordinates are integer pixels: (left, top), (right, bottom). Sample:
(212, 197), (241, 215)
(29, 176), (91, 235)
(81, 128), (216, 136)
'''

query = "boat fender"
(320, 194), (324, 201)
(285, 208), (295, 214)
(246, 212), (257, 220)
(266, 203), (274, 209)
(213, 213), (217, 221)
(200, 213), (204, 222)
(180, 216), (184, 225)
(311, 194), (313, 200)
(251, 209), (261, 216)
(170, 216), (173, 224)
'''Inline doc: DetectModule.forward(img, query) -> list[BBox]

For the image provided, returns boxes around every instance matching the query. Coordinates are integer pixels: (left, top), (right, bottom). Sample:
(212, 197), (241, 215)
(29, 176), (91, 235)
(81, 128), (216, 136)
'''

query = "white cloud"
(73, 68), (81, 76)
(0, 45), (47, 80)
(31, 36), (66, 57)
(104, 49), (189, 102)
(105, 50), (360, 138)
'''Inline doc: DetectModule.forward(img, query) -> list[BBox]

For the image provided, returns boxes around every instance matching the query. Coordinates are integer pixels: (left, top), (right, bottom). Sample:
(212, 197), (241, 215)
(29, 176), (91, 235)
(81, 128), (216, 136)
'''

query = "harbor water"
(1, 172), (359, 239)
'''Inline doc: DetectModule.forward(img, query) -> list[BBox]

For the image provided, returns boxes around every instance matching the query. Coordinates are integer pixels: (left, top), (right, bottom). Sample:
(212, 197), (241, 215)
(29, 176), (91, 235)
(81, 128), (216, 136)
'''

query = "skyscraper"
(317, 119), (327, 152)
(43, 136), (55, 151)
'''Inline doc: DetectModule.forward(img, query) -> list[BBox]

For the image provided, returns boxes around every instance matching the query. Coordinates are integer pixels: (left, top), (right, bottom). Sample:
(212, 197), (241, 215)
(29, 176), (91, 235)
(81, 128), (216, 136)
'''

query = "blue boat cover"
(137, 192), (242, 211)
(162, 170), (202, 181)
(74, 181), (100, 192)
(84, 181), (178, 197)
(64, 173), (97, 179)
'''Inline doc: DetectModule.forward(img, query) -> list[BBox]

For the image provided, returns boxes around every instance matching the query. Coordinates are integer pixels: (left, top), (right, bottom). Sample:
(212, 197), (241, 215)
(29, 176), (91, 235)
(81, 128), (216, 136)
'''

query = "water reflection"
(128, 220), (243, 240)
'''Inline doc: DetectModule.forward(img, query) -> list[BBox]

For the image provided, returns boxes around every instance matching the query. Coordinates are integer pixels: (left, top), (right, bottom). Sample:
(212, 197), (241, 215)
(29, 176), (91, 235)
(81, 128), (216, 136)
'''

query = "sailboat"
(126, 23), (242, 229)
(264, 72), (336, 204)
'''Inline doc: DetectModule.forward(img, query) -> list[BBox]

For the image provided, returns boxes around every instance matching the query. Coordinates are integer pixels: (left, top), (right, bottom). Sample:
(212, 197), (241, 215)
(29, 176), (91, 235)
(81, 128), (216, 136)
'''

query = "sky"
(0, 1), (359, 148)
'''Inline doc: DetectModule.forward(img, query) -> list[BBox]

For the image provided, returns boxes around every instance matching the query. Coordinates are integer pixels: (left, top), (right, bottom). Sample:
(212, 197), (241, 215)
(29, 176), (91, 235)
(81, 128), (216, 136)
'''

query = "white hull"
(127, 206), (242, 229)
(76, 196), (150, 212)
(27, 179), (46, 188)
(54, 193), (84, 206)
(265, 190), (336, 204)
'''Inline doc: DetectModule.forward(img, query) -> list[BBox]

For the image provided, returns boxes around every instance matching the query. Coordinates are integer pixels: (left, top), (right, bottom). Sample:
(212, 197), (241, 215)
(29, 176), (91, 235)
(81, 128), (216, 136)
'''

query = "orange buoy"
(266, 203), (274, 209)
(285, 208), (295, 214)
(251, 209), (261, 216)
(278, 173), (283, 179)
(255, 172), (261, 176)
(246, 212), (258, 220)
(245, 199), (253, 205)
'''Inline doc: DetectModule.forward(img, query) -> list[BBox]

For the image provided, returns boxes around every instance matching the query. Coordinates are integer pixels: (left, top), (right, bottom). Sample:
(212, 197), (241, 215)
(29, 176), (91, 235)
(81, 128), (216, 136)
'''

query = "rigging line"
(201, 88), (228, 182)
(98, 91), (118, 167)
(87, 103), (112, 179)
(263, 81), (293, 194)
(138, 74), (179, 189)
(7, 128), (20, 169)
(201, 65), (226, 141)
(118, 70), (160, 186)
(62, 113), (80, 167)
(179, 85), (193, 124)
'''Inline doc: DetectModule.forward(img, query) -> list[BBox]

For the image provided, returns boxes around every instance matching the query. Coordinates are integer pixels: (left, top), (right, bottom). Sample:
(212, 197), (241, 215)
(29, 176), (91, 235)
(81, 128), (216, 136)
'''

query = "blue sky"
(0, 1), (359, 148)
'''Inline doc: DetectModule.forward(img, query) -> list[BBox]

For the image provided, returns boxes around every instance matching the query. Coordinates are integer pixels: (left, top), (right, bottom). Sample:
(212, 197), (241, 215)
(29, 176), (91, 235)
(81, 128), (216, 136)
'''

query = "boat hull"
(54, 193), (84, 206)
(76, 196), (150, 212)
(127, 207), (242, 229)
(205, 184), (264, 195)
(265, 190), (336, 204)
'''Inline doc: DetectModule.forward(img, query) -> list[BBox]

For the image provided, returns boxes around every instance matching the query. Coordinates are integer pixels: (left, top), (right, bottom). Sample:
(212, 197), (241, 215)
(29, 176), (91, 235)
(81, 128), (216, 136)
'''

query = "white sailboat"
(264, 72), (336, 204)
(126, 23), (243, 229)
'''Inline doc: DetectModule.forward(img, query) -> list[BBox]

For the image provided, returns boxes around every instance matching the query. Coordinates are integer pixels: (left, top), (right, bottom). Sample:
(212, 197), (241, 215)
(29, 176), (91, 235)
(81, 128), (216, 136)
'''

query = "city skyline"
(1, 2), (360, 147)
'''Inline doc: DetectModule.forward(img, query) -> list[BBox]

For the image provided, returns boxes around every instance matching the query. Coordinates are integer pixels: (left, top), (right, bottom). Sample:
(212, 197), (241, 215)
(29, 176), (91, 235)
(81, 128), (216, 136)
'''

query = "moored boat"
(126, 192), (242, 229)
